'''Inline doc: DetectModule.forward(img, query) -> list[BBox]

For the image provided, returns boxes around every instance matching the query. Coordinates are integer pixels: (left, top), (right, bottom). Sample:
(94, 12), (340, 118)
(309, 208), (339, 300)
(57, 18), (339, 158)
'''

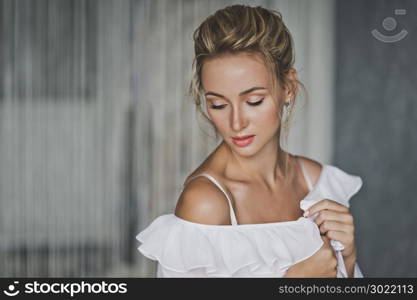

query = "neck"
(221, 135), (287, 190)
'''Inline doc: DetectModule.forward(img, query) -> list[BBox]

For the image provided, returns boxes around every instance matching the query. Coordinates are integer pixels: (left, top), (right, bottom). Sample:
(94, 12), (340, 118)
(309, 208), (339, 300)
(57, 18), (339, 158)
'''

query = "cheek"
(254, 104), (281, 128)
(209, 114), (228, 132)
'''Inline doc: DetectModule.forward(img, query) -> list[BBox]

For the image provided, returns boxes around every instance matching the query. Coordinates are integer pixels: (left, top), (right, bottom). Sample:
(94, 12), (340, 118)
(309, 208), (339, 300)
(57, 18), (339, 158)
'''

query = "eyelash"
(209, 98), (264, 110)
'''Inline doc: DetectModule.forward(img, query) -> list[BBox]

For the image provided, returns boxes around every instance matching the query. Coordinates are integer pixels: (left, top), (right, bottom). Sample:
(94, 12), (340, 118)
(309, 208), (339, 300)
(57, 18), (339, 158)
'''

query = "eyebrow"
(204, 87), (266, 99)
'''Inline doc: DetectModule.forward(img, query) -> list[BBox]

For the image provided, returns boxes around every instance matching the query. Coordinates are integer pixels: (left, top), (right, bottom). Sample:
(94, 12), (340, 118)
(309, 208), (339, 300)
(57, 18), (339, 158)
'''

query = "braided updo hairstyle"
(189, 4), (305, 182)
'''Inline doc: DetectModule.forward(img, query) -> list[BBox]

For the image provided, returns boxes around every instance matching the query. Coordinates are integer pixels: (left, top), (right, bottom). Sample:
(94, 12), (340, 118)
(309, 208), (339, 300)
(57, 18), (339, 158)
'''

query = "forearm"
(282, 262), (308, 278)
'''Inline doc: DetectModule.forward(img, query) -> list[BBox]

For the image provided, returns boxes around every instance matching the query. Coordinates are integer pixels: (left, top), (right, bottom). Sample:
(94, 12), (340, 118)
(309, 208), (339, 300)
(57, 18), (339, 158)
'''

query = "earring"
(285, 98), (291, 107)
(284, 99), (292, 117)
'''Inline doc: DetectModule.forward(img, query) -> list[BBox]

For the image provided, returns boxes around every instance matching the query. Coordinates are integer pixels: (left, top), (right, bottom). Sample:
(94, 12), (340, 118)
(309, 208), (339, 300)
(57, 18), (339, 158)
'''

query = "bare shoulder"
(174, 176), (231, 225)
(295, 155), (323, 186)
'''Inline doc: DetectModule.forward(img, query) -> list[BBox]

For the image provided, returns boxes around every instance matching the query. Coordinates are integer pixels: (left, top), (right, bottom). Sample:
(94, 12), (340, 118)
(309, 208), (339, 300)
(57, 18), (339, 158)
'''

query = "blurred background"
(0, 0), (415, 277)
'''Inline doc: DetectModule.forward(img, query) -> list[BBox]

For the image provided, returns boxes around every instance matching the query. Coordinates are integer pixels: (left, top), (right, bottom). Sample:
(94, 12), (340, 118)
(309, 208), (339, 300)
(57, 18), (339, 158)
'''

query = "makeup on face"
(231, 135), (255, 147)
(205, 87), (267, 110)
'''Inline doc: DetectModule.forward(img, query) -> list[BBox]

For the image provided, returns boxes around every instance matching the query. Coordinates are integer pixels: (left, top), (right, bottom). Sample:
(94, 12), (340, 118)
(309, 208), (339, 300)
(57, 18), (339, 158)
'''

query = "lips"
(231, 135), (255, 147)
(232, 135), (254, 141)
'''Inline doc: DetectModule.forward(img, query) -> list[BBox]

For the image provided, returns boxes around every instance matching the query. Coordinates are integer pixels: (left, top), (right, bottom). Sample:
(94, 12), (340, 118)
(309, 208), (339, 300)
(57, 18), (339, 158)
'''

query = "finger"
(305, 199), (349, 217)
(314, 210), (354, 227)
(325, 230), (354, 246)
(320, 234), (331, 244)
(318, 220), (354, 235)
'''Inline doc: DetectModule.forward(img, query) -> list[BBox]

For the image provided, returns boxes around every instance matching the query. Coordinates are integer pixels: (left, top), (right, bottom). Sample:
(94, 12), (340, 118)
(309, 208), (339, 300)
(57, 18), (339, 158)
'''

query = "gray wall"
(335, 0), (417, 277)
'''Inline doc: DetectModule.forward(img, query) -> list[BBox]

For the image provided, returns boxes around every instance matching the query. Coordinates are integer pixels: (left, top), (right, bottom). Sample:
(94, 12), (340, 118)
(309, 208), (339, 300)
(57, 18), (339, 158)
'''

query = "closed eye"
(247, 98), (264, 106)
(209, 104), (227, 109)
(209, 98), (264, 109)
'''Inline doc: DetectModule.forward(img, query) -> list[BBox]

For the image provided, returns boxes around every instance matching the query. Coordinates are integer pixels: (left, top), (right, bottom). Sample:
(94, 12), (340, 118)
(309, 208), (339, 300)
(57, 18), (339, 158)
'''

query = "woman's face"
(201, 52), (289, 155)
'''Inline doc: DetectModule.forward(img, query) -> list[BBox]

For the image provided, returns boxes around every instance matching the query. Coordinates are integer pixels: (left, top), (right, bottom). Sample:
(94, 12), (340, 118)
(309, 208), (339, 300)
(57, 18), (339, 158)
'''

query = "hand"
(305, 199), (356, 258)
(283, 235), (338, 278)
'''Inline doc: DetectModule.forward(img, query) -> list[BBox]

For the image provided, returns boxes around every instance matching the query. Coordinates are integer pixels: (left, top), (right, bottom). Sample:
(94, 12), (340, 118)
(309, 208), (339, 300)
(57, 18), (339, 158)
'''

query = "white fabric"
(136, 164), (364, 277)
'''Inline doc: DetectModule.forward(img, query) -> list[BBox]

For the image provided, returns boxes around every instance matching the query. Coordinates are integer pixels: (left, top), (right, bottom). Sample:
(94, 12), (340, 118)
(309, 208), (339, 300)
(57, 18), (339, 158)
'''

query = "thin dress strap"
(184, 173), (238, 226)
(297, 157), (313, 192)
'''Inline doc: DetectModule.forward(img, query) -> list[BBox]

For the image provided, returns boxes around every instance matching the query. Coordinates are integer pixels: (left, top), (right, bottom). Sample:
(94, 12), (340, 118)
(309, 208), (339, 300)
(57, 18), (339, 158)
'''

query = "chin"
(229, 142), (260, 157)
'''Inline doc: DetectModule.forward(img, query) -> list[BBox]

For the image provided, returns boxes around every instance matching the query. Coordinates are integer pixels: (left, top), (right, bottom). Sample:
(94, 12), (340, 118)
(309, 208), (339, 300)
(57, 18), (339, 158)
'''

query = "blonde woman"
(137, 4), (364, 278)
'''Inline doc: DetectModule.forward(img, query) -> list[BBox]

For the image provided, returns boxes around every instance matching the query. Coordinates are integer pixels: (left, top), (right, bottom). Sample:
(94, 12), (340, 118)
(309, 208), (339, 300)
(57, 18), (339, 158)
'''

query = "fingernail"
(303, 210), (309, 217)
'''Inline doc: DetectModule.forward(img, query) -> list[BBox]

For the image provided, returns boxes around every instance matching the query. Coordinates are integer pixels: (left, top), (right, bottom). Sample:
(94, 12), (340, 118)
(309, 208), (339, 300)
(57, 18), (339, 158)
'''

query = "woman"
(137, 4), (364, 278)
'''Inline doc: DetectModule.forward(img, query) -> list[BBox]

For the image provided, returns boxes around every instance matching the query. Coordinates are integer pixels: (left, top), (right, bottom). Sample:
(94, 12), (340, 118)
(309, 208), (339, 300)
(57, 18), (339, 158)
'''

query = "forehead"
(201, 52), (270, 93)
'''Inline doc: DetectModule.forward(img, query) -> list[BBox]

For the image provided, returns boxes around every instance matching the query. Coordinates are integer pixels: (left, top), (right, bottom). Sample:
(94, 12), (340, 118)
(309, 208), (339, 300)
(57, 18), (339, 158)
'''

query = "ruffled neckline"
(172, 214), (307, 228)
(137, 209), (323, 276)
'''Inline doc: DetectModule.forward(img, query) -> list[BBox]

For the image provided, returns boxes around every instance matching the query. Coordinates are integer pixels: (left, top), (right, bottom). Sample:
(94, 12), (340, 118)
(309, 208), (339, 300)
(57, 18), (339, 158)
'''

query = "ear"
(284, 68), (299, 99)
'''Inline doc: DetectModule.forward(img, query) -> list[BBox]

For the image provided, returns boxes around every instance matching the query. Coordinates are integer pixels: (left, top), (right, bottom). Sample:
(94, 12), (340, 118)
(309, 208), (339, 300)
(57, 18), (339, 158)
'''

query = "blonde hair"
(188, 4), (306, 184)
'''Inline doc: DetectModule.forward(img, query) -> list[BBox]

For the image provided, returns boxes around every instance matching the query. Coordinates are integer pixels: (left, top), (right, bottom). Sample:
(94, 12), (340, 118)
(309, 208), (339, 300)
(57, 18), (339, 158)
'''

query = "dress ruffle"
(137, 215), (323, 277)
(136, 164), (364, 277)
(300, 165), (363, 254)
(300, 165), (363, 211)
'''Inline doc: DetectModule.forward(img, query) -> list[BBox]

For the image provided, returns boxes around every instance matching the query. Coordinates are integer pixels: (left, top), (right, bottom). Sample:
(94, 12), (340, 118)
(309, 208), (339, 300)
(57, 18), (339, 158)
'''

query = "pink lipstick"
(232, 135), (255, 147)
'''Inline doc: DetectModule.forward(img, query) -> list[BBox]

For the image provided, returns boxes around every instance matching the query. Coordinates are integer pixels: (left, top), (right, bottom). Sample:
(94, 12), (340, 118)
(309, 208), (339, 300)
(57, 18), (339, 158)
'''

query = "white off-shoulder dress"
(136, 160), (364, 278)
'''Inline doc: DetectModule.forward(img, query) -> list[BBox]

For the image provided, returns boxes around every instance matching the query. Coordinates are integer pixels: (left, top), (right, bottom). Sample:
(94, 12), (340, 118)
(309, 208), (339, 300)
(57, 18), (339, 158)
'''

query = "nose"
(231, 105), (248, 133)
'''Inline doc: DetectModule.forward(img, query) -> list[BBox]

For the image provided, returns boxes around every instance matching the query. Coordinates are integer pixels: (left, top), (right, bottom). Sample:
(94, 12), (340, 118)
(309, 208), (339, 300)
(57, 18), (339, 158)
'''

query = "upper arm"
(297, 155), (323, 186)
(174, 177), (231, 225)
